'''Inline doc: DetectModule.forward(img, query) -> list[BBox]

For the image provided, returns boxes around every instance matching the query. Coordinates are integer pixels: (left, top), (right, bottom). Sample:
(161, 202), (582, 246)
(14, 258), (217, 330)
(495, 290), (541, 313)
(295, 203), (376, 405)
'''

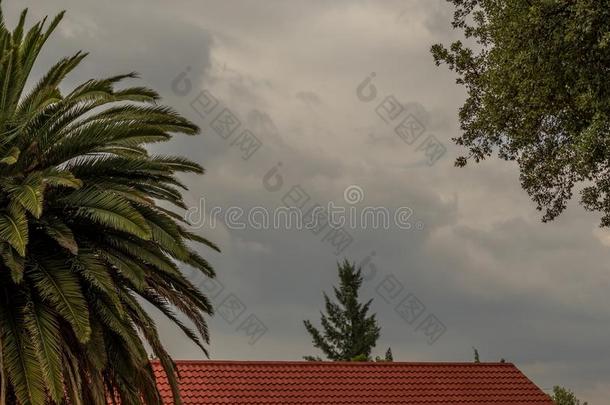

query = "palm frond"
(0, 5), (216, 403)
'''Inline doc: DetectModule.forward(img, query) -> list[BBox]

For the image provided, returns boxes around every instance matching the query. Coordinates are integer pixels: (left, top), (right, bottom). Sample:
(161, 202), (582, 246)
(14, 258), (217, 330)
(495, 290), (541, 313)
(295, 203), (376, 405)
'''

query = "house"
(151, 360), (554, 404)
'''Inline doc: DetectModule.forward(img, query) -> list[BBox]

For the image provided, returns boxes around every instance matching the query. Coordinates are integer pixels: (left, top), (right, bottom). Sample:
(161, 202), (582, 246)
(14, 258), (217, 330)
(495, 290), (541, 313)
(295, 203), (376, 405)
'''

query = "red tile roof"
(151, 360), (553, 404)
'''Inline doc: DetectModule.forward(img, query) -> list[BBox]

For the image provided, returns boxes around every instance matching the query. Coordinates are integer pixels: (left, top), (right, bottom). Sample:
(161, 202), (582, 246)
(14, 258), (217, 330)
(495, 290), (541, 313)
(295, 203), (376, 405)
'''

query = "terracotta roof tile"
(147, 361), (553, 404)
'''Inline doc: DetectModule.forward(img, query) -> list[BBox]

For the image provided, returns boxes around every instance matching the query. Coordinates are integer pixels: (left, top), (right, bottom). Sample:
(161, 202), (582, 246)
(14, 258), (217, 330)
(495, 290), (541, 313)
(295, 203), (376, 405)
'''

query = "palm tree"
(0, 5), (217, 404)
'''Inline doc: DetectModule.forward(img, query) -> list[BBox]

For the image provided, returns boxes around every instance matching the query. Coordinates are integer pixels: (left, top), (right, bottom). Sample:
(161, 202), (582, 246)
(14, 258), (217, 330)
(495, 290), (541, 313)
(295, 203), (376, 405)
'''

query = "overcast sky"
(4, 1), (610, 402)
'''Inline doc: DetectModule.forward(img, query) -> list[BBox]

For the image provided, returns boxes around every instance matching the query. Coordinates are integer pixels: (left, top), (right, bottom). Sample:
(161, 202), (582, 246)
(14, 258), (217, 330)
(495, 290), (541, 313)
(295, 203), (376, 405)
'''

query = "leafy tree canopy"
(432, 0), (610, 226)
(552, 386), (588, 405)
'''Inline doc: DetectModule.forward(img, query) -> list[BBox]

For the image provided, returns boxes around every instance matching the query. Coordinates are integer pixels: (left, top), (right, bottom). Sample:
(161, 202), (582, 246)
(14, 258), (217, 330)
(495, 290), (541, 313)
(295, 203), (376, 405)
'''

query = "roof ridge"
(154, 360), (516, 366)
(143, 360), (553, 405)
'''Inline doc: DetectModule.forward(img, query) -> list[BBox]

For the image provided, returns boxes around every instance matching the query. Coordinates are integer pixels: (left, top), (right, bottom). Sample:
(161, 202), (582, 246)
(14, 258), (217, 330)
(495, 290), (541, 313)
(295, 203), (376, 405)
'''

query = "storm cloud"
(5, 1), (609, 402)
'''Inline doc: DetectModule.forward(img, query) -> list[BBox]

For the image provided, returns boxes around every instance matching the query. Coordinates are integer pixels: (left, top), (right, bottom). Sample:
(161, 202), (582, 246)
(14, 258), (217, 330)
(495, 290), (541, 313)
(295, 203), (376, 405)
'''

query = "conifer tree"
(473, 347), (481, 363)
(376, 347), (394, 362)
(303, 260), (380, 361)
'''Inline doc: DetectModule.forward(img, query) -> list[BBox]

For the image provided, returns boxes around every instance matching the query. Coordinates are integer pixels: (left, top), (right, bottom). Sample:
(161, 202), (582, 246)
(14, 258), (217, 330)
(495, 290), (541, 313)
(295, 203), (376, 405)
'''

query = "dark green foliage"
(375, 347), (393, 362)
(552, 386), (588, 405)
(303, 260), (380, 361)
(385, 347), (393, 361)
(380, 347), (393, 362)
(470, 347), (505, 363)
(0, 4), (217, 404)
(432, 0), (610, 226)
(302, 355), (323, 362)
(350, 354), (368, 362)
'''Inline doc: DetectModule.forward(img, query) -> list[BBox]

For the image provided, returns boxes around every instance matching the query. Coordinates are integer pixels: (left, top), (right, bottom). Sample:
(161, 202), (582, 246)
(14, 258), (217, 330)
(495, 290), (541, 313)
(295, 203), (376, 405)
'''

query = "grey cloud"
(296, 90), (322, 106)
(6, 1), (610, 403)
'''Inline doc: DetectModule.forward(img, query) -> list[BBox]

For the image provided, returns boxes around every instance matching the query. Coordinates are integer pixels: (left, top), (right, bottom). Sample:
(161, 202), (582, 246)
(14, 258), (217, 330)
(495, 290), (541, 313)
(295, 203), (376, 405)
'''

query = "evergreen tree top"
(303, 260), (381, 362)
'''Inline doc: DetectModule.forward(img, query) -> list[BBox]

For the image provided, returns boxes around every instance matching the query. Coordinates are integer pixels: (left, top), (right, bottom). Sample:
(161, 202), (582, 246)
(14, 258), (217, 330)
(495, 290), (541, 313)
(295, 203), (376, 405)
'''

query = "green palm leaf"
(28, 257), (91, 342)
(0, 146), (20, 165)
(0, 242), (24, 282)
(38, 216), (78, 254)
(24, 300), (64, 403)
(41, 168), (83, 189)
(0, 295), (46, 405)
(61, 188), (152, 239)
(0, 204), (28, 256)
(3, 172), (44, 218)
(0, 5), (216, 404)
